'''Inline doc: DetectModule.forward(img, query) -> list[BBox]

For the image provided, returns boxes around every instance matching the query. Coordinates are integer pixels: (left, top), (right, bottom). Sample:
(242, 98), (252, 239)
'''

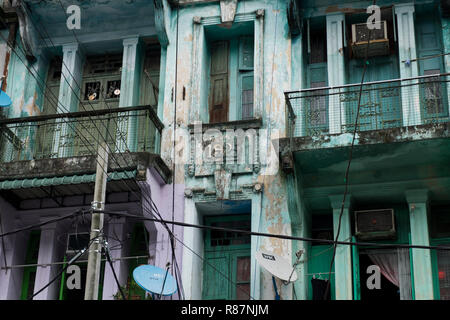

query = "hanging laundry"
(311, 278), (331, 300)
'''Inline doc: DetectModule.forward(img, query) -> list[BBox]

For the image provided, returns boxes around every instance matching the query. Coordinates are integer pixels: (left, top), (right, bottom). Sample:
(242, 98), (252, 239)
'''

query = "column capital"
(329, 194), (352, 210)
(123, 37), (140, 47)
(326, 12), (345, 22)
(405, 189), (429, 203)
(39, 217), (60, 231)
(394, 3), (415, 14)
(62, 42), (80, 53)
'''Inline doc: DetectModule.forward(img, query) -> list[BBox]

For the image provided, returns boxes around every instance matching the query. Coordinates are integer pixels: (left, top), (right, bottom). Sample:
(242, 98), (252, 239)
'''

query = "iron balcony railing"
(0, 105), (163, 163)
(285, 73), (450, 138)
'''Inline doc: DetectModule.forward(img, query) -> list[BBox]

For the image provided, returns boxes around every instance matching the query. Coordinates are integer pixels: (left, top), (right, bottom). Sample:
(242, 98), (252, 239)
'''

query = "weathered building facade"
(0, 0), (449, 301)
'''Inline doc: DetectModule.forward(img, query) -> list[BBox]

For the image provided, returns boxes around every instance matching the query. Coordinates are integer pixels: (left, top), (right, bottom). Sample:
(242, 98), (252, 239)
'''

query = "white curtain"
(367, 249), (412, 300)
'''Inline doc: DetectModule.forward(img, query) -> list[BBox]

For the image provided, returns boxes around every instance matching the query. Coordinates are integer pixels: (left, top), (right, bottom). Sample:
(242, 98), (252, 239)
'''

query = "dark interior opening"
(359, 253), (400, 300)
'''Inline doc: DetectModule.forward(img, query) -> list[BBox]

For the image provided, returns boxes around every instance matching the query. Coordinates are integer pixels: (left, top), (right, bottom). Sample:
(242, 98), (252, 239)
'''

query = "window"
(207, 34), (254, 123)
(80, 54), (123, 110)
(203, 215), (251, 300)
(74, 54), (123, 156)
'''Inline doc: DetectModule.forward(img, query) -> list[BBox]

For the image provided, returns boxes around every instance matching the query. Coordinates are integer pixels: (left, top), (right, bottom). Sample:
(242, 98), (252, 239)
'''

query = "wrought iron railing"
(0, 105), (163, 163)
(285, 73), (450, 138)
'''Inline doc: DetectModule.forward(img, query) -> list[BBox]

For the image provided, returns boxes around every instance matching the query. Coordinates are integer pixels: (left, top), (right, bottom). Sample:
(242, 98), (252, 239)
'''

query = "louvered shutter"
(239, 36), (254, 70)
(209, 41), (229, 123)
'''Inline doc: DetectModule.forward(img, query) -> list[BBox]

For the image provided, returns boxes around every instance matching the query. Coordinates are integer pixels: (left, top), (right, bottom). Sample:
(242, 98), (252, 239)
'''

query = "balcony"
(0, 105), (170, 209)
(0, 105), (163, 163)
(285, 73), (450, 138)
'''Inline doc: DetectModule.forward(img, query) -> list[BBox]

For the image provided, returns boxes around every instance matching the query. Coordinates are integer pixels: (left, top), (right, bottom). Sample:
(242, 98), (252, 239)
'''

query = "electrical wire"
(96, 209), (450, 251)
(103, 236), (127, 300)
(0, 23), (187, 300)
(27, 232), (99, 300)
(0, 210), (83, 239)
(323, 0), (377, 300)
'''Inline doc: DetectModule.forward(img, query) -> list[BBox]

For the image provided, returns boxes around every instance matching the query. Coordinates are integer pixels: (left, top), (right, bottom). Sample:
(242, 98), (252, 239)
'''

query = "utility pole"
(85, 142), (109, 300)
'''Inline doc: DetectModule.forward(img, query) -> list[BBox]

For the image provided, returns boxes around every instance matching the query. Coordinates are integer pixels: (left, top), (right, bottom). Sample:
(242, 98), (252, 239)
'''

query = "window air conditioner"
(66, 232), (91, 257)
(351, 21), (389, 58)
(354, 209), (396, 240)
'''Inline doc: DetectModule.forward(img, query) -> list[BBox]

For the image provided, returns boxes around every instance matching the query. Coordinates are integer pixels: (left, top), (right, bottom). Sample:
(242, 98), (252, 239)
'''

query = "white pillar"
(33, 221), (62, 300)
(52, 43), (84, 157)
(0, 218), (28, 300)
(394, 3), (421, 126)
(117, 37), (142, 153)
(326, 13), (346, 134)
(329, 194), (353, 300)
(102, 217), (128, 300)
(405, 189), (435, 300)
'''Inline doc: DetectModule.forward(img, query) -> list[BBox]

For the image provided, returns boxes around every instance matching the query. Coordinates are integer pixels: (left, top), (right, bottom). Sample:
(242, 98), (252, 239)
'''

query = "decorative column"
(33, 221), (62, 300)
(329, 194), (353, 300)
(405, 189), (435, 300)
(253, 9), (265, 119)
(189, 16), (205, 123)
(52, 43), (84, 158)
(0, 217), (28, 300)
(326, 13), (346, 134)
(102, 217), (128, 300)
(290, 31), (305, 136)
(117, 37), (142, 153)
(394, 3), (421, 126)
(181, 196), (203, 300)
(285, 174), (309, 300)
(250, 185), (263, 300)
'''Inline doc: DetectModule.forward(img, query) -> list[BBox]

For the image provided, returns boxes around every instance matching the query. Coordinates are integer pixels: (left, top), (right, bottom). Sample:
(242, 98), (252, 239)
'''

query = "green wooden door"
(138, 50), (160, 153)
(305, 63), (328, 135)
(202, 215), (251, 300)
(415, 13), (448, 121)
(348, 56), (401, 131)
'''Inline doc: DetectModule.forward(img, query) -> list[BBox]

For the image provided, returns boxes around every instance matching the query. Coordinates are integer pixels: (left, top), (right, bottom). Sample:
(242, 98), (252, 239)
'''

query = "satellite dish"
(133, 265), (177, 296)
(255, 249), (298, 282)
(0, 90), (11, 107)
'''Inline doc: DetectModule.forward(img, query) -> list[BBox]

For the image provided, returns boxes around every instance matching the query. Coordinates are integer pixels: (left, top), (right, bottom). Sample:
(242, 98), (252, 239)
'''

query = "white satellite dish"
(255, 249), (298, 282)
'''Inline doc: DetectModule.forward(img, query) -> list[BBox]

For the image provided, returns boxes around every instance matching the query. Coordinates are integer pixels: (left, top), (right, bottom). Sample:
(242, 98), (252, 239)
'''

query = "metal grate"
(438, 245), (450, 300)
(356, 209), (394, 233)
(0, 106), (162, 163)
(285, 73), (450, 138)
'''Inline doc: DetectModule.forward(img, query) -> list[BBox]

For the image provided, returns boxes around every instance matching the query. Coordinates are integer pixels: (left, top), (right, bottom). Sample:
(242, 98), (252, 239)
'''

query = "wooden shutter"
(240, 73), (254, 120)
(209, 41), (229, 123)
(239, 36), (254, 70)
(238, 36), (254, 120)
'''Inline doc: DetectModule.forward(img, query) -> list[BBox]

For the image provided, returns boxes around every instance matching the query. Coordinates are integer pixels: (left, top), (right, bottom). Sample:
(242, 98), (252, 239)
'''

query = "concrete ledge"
(0, 152), (172, 184)
(278, 122), (450, 154)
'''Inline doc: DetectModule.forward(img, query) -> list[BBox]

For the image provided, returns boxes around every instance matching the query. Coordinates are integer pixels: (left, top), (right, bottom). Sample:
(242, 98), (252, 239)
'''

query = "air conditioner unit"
(355, 209), (396, 240)
(351, 21), (389, 58)
(66, 232), (91, 258)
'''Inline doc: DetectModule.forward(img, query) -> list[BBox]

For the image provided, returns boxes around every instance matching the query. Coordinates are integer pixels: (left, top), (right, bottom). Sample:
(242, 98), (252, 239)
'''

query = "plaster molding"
(405, 189), (429, 204)
(220, 0), (238, 23)
(329, 194), (352, 210)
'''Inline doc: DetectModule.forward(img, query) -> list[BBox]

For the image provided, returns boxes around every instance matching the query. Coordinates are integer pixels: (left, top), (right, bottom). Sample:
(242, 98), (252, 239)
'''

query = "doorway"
(359, 253), (399, 300)
(358, 248), (412, 300)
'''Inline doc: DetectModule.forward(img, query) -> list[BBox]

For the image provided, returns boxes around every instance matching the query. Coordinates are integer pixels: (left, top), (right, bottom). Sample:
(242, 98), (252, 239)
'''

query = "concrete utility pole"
(85, 142), (109, 300)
